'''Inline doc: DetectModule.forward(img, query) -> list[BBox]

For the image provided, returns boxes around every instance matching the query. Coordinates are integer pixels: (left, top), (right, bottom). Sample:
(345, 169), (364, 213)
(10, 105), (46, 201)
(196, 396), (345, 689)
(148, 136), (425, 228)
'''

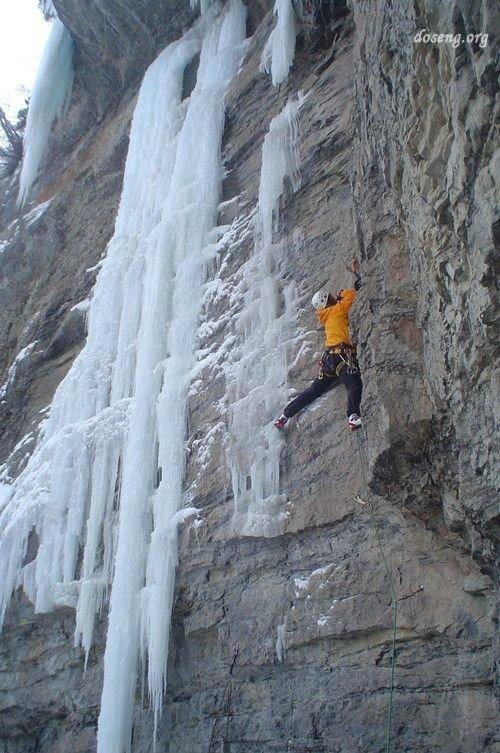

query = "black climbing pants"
(283, 346), (363, 419)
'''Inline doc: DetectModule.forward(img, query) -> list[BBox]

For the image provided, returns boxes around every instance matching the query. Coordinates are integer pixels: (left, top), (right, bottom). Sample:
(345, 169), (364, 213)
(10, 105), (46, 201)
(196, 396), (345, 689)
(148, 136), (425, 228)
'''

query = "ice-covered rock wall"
(226, 97), (302, 537)
(2, 3), (247, 751)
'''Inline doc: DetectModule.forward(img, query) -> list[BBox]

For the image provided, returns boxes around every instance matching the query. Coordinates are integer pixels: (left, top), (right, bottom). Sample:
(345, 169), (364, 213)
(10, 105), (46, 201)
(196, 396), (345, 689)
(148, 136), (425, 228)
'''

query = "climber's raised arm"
(327, 259), (361, 313)
(333, 287), (356, 313)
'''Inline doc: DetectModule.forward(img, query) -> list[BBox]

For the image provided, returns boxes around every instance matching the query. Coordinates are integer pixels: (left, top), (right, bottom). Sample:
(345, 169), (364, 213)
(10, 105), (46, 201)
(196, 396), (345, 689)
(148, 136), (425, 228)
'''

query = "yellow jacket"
(316, 289), (356, 347)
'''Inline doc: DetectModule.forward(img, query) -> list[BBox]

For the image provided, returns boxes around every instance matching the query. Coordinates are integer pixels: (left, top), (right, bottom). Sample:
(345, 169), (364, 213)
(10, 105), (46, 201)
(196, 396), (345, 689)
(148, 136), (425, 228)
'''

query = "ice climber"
(275, 259), (363, 431)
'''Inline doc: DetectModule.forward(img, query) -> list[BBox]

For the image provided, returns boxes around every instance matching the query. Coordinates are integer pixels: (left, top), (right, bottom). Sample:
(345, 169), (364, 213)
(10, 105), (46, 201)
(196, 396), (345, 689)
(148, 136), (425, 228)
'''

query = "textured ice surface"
(0, 484), (10, 513)
(0, 3), (246, 752)
(225, 97), (303, 537)
(18, 20), (73, 206)
(259, 98), (302, 241)
(260, 0), (296, 86)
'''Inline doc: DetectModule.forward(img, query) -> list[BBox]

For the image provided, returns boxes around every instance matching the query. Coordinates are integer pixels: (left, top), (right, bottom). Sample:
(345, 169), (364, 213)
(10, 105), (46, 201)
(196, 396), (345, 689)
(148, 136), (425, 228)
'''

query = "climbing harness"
(320, 343), (359, 378)
(207, 642), (239, 753)
(355, 427), (397, 753)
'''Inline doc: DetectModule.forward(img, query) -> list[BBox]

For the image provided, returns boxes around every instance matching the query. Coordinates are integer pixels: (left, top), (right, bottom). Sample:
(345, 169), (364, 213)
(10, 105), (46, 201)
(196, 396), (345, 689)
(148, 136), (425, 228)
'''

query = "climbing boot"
(348, 413), (362, 430)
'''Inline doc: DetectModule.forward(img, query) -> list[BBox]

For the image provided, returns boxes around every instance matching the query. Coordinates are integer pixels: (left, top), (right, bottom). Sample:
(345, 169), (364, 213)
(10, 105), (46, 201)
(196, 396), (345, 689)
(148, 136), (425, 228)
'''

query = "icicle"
(260, 0), (297, 86)
(275, 621), (287, 661)
(18, 18), (74, 206)
(225, 96), (303, 537)
(259, 98), (302, 244)
(135, 1), (247, 741)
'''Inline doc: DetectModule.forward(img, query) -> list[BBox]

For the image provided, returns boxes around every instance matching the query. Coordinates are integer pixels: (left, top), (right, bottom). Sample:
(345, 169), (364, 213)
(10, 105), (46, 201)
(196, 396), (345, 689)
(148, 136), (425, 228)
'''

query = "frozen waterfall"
(260, 0), (297, 86)
(18, 18), (74, 207)
(0, 2), (246, 752)
(226, 97), (303, 537)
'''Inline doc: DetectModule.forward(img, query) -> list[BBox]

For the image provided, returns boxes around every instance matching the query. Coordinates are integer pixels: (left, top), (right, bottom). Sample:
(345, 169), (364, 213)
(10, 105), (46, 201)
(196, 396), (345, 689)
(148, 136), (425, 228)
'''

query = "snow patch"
(0, 341), (38, 400)
(329, 595), (356, 609)
(23, 199), (53, 227)
(70, 299), (91, 314)
(86, 260), (104, 274)
(191, 421), (226, 471)
(294, 576), (310, 592)
(293, 564), (336, 596)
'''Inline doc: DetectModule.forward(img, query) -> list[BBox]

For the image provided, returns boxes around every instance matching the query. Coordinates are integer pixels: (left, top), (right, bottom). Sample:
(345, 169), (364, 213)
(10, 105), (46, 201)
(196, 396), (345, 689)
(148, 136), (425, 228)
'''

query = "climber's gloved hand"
(346, 258), (361, 290)
(346, 258), (359, 274)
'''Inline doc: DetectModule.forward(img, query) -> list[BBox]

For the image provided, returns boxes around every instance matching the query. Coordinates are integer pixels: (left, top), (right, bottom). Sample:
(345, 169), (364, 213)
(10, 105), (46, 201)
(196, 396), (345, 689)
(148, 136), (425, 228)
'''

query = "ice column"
(97, 5), (246, 748)
(226, 97), (302, 537)
(0, 2), (246, 752)
(260, 0), (297, 86)
(18, 18), (74, 206)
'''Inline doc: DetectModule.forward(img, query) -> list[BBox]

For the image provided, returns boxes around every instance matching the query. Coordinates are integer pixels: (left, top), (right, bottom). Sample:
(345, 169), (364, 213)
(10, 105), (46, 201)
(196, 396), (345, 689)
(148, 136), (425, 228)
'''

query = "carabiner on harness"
(320, 344), (359, 378)
(335, 344), (358, 375)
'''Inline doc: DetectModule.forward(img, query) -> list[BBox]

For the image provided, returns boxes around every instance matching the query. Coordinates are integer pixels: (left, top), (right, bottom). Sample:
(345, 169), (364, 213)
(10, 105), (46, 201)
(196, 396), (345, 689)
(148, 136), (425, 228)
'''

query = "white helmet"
(312, 290), (329, 309)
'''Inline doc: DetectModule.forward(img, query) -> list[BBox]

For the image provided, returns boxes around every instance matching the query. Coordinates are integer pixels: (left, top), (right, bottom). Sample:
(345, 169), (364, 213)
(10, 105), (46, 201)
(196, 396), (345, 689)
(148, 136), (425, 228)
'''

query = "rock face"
(0, 1), (497, 753)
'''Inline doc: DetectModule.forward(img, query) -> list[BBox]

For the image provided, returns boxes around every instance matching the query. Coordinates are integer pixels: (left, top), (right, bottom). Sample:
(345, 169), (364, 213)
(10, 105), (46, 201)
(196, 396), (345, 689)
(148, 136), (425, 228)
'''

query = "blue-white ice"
(225, 97), (303, 537)
(0, 3), (246, 752)
(260, 0), (297, 86)
(18, 18), (73, 206)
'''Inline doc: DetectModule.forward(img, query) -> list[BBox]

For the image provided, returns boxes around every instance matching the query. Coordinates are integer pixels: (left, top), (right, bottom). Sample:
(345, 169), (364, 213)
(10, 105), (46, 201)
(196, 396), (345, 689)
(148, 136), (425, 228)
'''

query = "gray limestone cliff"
(0, 1), (498, 752)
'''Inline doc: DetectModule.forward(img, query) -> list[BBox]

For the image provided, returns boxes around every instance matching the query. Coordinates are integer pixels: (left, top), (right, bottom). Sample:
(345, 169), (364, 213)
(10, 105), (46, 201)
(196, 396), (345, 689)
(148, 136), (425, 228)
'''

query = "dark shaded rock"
(53, 0), (198, 119)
